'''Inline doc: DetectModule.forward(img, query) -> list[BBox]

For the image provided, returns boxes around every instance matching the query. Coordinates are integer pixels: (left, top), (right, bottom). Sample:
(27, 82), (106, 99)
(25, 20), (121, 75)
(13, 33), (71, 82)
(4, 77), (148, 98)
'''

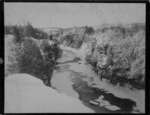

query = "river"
(51, 45), (144, 113)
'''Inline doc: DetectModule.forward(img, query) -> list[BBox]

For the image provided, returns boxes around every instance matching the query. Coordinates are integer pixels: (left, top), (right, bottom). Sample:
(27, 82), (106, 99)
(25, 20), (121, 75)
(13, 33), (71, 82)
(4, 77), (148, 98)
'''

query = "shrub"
(84, 26), (95, 35)
(15, 38), (57, 86)
(5, 25), (14, 35)
(5, 25), (24, 43)
(62, 34), (83, 49)
(85, 54), (98, 73)
(5, 23), (62, 86)
(24, 23), (48, 39)
(41, 39), (62, 61)
(62, 34), (74, 46)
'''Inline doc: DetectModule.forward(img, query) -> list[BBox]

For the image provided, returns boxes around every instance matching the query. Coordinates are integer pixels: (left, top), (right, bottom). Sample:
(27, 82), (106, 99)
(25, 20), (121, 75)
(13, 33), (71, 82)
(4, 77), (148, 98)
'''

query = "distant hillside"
(50, 23), (145, 50)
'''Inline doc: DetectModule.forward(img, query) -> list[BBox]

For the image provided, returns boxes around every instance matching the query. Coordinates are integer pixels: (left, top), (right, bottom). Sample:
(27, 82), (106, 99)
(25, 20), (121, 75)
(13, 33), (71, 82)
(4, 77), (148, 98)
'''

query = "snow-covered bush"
(86, 23), (145, 89)
(110, 30), (145, 88)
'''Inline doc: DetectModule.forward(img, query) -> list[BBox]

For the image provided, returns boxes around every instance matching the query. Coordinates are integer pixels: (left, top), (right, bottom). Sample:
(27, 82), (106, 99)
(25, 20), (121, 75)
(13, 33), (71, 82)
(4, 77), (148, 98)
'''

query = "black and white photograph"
(4, 2), (146, 113)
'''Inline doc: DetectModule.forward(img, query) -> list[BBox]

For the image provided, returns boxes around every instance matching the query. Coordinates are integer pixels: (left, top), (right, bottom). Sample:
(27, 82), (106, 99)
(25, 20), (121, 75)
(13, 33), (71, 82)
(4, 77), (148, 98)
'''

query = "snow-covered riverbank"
(5, 74), (94, 113)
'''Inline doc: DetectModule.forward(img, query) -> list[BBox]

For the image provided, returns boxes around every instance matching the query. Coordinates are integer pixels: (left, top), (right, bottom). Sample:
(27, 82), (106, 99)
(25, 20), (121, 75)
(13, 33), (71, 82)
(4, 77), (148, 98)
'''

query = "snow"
(57, 48), (76, 63)
(94, 95), (120, 111)
(89, 100), (99, 105)
(48, 40), (55, 45)
(89, 96), (120, 111)
(59, 44), (89, 61)
(105, 105), (120, 111)
(5, 74), (94, 113)
(51, 71), (79, 98)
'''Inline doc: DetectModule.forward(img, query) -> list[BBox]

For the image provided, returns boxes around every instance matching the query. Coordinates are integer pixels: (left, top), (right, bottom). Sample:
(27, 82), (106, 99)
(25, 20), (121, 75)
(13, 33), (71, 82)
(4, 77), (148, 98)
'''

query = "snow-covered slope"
(5, 74), (94, 113)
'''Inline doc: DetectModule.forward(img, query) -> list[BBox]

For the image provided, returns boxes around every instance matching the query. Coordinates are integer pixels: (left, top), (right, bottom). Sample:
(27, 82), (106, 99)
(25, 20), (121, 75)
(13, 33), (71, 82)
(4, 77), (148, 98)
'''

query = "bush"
(85, 54), (98, 73)
(24, 23), (48, 39)
(84, 26), (95, 35)
(62, 34), (83, 49)
(15, 38), (61, 86)
(5, 25), (24, 43)
(5, 25), (14, 35)
(41, 39), (62, 61)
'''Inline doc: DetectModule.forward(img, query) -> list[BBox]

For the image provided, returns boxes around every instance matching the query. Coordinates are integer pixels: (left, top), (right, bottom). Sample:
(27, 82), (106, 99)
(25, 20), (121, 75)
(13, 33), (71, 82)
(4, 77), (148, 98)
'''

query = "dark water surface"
(53, 48), (137, 113)
(71, 76), (136, 113)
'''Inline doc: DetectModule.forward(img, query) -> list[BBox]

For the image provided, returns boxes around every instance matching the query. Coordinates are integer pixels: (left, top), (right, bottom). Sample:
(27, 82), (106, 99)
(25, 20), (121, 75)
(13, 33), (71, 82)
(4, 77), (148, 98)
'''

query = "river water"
(51, 46), (141, 113)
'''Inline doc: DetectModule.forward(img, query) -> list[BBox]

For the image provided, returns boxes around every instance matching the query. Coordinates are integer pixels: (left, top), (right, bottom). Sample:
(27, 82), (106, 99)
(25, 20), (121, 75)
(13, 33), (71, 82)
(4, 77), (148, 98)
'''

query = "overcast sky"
(5, 3), (145, 28)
